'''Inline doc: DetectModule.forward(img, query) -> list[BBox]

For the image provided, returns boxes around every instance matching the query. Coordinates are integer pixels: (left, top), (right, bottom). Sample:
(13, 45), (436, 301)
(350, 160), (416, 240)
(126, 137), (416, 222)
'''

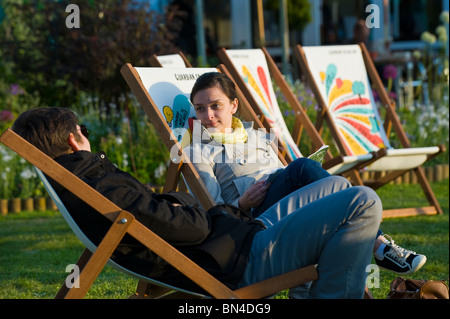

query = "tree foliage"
(0, 0), (179, 107)
(265, 0), (311, 32)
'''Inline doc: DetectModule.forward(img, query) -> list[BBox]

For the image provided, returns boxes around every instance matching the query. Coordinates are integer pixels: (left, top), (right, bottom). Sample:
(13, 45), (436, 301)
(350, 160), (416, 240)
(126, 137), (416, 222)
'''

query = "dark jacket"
(51, 151), (265, 292)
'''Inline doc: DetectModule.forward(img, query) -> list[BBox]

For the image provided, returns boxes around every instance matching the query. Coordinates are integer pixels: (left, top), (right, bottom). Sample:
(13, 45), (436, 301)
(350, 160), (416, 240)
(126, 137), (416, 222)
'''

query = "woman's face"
(192, 85), (238, 133)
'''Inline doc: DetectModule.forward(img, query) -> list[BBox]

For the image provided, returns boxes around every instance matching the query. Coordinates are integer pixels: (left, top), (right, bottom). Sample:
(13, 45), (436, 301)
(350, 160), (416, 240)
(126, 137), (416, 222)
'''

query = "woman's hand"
(238, 181), (270, 212)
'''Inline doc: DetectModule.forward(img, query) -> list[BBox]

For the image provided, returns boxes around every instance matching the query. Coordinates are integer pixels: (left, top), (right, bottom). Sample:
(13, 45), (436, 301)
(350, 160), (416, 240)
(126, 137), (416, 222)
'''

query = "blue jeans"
(252, 158), (331, 217)
(253, 158), (384, 238)
(238, 176), (382, 298)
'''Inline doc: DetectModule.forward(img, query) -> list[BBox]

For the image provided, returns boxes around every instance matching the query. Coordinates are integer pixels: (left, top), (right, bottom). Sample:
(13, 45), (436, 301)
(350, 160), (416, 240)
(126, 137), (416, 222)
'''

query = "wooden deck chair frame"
(217, 47), (382, 180)
(294, 43), (444, 218)
(142, 53), (191, 195)
(0, 128), (318, 299)
(121, 64), (216, 210)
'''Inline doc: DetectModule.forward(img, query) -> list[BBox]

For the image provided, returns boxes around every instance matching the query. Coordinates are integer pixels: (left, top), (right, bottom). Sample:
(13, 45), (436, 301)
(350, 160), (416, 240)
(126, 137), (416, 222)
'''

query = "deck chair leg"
(130, 281), (173, 299)
(178, 177), (188, 193)
(364, 286), (374, 299)
(57, 211), (134, 299)
(347, 169), (364, 186)
(55, 248), (92, 299)
(163, 161), (183, 193)
(370, 166), (443, 217)
(414, 166), (443, 215)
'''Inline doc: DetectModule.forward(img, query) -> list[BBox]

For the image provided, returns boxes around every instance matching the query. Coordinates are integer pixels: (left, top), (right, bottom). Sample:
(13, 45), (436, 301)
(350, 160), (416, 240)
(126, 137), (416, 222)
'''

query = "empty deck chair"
(149, 51), (192, 68)
(294, 43), (444, 217)
(218, 47), (379, 178)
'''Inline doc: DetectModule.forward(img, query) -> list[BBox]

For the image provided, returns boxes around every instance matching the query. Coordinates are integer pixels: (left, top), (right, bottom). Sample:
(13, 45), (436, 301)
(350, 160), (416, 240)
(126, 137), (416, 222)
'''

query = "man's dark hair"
(12, 107), (82, 159)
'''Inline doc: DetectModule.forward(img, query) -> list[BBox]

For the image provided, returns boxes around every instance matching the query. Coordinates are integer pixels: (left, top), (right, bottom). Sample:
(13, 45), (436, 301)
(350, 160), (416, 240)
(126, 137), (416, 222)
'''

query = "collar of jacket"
(193, 121), (276, 158)
(54, 150), (116, 179)
(194, 120), (253, 142)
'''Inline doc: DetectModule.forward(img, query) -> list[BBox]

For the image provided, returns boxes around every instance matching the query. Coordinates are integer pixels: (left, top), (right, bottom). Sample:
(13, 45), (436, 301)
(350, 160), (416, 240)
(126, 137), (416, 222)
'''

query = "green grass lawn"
(369, 179), (449, 299)
(0, 179), (448, 299)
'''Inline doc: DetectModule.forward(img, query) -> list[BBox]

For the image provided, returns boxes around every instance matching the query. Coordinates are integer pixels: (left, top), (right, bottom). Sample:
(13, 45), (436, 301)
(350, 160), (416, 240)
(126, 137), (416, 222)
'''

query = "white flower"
(154, 163), (166, 179)
(20, 168), (36, 179)
(421, 31), (436, 44)
(122, 153), (129, 167)
(1, 153), (13, 162)
(436, 25), (448, 42)
(436, 25), (447, 36)
(440, 11), (449, 24)
(412, 50), (422, 59)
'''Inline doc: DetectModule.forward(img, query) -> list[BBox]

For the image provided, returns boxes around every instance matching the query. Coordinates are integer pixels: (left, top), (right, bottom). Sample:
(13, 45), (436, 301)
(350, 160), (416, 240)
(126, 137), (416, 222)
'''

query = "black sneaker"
(374, 235), (427, 275)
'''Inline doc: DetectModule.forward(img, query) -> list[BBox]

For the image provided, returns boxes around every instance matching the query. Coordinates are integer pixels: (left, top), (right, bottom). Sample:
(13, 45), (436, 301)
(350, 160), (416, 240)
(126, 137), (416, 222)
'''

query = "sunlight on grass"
(0, 180), (448, 299)
(370, 179), (449, 298)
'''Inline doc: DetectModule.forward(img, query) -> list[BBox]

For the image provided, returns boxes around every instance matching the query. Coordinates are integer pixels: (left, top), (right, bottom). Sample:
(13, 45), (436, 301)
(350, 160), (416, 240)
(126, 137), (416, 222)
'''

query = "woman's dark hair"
(12, 107), (82, 159)
(190, 72), (237, 104)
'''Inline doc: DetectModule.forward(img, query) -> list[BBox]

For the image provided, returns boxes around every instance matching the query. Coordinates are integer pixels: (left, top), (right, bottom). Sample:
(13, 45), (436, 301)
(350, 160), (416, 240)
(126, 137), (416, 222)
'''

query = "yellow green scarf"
(209, 117), (248, 144)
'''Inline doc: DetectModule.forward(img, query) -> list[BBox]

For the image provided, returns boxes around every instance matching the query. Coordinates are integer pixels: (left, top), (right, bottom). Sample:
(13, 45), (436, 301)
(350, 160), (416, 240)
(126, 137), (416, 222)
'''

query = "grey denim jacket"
(184, 121), (284, 207)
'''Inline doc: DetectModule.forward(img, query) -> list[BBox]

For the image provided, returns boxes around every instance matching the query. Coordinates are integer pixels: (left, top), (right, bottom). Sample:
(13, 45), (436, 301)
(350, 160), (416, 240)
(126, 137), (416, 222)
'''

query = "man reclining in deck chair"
(12, 107), (382, 298)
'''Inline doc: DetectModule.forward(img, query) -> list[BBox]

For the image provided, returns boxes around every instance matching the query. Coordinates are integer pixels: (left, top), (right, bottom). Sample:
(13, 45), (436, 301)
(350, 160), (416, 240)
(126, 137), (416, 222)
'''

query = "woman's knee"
(327, 175), (352, 190)
(353, 186), (383, 220)
(356, 186), (381, 204)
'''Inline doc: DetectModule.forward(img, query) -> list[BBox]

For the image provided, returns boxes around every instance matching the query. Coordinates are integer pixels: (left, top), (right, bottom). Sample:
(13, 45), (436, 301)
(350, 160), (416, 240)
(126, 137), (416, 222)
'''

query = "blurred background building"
(147, 0), (449, 63)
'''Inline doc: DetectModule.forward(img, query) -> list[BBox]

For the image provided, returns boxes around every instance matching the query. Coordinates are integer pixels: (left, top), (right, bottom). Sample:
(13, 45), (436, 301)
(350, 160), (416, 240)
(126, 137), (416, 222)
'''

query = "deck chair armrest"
(321, 154), (345, 171)
(427, 143), (446, 162)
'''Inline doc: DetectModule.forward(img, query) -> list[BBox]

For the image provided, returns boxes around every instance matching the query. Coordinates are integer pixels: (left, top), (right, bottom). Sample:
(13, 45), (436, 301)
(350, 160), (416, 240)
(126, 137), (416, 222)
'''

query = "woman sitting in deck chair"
(185, 72), (427, 292)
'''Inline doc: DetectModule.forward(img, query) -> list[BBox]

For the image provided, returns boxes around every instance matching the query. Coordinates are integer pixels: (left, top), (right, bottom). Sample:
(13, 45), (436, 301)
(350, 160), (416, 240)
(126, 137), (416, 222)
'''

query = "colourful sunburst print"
(321, 63), (385, 156)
